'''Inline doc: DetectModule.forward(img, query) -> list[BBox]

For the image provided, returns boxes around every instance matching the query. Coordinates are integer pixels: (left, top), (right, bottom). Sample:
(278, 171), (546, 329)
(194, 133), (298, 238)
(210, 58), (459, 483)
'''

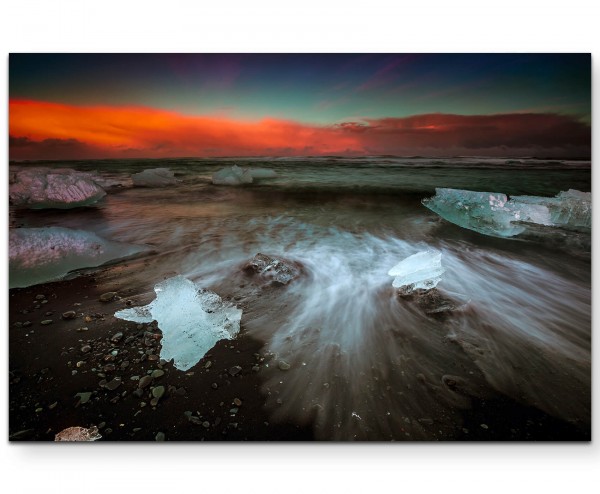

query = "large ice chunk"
(131, 168), (178, 187)
(511, 189), (591, 230)
(212, 165), (277, 185)
(114, 275), (242, 371)
(388, 250), (445, 292)
(422, 188), (591, 237)
(9, 167), (106, 209)
(9, 227), (148, 288)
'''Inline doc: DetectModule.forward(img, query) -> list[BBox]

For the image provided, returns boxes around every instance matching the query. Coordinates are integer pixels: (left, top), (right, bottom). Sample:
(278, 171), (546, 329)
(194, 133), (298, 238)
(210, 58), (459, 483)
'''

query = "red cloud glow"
(9, 99), (590, 160)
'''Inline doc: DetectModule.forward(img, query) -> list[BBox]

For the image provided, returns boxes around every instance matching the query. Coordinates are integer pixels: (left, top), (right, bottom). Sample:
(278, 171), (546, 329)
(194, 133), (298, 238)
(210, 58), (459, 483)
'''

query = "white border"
(1, 1), (599, 493)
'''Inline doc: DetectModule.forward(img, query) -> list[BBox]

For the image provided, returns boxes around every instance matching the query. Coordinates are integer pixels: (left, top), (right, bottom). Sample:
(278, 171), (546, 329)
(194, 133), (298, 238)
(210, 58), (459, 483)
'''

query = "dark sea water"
(10, 157), (592, 440)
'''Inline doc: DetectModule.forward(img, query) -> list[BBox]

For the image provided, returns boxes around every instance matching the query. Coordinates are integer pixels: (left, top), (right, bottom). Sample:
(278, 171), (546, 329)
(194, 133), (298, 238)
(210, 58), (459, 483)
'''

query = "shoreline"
(9, 266), (590, 442)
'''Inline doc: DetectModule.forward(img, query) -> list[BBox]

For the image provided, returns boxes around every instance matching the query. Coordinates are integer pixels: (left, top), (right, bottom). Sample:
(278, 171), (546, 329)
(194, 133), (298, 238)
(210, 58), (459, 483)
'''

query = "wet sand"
(9, 263), (590, 442)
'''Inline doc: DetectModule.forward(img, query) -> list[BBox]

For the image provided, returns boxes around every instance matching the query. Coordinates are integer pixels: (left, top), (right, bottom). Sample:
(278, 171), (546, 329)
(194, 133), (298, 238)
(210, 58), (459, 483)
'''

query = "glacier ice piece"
(212, 165), (254, 185)
(248, 168), (277, 179)
(511, 189), (591, 230)
(388, 250), (445, 292)
(114, 275), (242, 371)
(212, 165), (277, 185)
(55, 426), (102, 442)
(422, 188), (591, 237)
(9, 227), (148, 288)
(9, 167), (106, 209)
(131, 168), (178, 187)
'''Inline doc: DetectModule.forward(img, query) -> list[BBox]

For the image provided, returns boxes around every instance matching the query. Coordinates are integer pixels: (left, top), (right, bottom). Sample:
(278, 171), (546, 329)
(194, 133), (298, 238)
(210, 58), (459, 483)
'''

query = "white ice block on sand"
(115, 275), (242, 371)
(9, 167), (106, 209)
(388, 250), (445, 292)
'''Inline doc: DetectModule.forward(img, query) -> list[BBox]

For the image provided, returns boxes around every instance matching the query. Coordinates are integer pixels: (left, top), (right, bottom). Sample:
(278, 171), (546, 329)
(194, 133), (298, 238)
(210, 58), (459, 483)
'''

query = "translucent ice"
(511, 189), (591, 230)
(248, 168), (278, 179)
(131, 168), (178, 187)
(388, 250), (445, 292)
(212, 165), (254, 185)
(9, 227), (148, 288)
(212, 165), (277, 185)
(9, 167), (106, 209)
(114, 275), (242, 371)
(422, 188), (591, 237)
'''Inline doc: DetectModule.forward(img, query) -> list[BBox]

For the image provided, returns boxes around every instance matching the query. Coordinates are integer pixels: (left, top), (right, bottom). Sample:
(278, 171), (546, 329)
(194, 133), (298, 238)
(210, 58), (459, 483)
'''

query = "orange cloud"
(9, 99), (361, 158)
(9, 99), (591, 160)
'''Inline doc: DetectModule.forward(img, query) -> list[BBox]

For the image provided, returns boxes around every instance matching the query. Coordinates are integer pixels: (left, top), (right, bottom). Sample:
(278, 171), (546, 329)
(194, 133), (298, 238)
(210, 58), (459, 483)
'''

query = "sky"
(9, 53), (591, 159)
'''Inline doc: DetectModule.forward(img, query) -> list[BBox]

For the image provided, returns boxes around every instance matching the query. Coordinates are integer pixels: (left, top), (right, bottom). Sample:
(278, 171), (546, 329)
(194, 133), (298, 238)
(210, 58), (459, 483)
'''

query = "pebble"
(22, 321), (32, 327)
(278, 360), (291, 371)
(77, 327), (89, 332)
(40, 320), (53, 326)
(204, 361), (212, 369)
(99, 292), (118, 302)
(138, 376), (153, 389)
(62, 311), (76, 320)
(233, 398), (242, 406)
(152, 386), (165, 399)
(211, 383), (218, 389)
(148, 354), (159, 361)
(151, 369), (165, 379)
(120, 361), (130, 369)
(35, 294), (45, 300)
(251, 365), (260, 372)
(175, 387), (186, 396)
(105, 378), (122, 391)
(103, 363), (116, 372)
(75, 392), (92, 406)
(480, 423), (489, 430)
(81, 345), (92, 353)
(155, 432), (165, 441)
(150, 398), (159, 407)
(111, 332), (123, 343)
(202, 421), (210, 428)
(229, 366), (242, 376)
(133, 389), (144, 398)
(48, 402), (58, 410)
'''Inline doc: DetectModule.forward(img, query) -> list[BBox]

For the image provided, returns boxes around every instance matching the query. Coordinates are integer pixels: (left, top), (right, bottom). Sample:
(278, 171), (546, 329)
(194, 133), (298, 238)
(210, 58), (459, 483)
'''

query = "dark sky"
(9, 53), (591, 158)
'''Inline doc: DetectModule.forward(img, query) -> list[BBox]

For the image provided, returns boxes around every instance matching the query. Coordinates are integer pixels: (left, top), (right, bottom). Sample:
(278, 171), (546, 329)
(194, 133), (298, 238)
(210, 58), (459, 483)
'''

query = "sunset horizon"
(9, 54), (591, 160)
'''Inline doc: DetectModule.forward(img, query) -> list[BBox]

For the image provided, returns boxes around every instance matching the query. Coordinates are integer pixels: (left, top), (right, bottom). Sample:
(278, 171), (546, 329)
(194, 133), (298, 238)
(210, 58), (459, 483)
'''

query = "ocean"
(9, 156), (591, 440)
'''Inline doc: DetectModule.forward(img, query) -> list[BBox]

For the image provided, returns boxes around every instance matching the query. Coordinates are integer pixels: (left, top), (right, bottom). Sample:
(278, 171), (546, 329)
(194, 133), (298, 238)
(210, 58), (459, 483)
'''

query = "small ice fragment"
(55, 426), (102, 442)
(9, 167), (106, 209)
(247, 168), (277, 179)
(9, 227), (148, 288)
(388, 250), (445, 292)
(114, 276), (242, 371)
(212, 166), (277, 185)
(131, 168), (177, 187)
(212, 165), (254, 185)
